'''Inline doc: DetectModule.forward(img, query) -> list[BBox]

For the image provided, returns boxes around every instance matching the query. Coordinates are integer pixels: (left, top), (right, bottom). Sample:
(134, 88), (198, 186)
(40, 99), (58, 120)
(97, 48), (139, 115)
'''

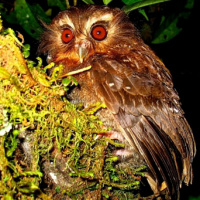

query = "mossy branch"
(0, 23), (145, 199)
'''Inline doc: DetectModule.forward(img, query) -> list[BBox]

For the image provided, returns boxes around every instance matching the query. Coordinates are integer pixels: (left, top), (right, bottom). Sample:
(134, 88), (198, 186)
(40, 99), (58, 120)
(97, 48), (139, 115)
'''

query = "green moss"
(0, 26), (145, 199)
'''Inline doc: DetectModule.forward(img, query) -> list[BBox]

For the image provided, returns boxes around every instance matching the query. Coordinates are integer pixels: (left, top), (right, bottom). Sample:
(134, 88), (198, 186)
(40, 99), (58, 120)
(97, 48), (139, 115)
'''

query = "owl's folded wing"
(90, 57), (196, 198)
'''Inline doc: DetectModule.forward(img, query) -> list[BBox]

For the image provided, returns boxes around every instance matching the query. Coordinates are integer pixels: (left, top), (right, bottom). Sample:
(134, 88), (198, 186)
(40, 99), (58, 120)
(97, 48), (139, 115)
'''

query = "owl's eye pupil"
(61, 28), (74, 43)
(65, 34), (70, 37)
(91, 25), (107, 41)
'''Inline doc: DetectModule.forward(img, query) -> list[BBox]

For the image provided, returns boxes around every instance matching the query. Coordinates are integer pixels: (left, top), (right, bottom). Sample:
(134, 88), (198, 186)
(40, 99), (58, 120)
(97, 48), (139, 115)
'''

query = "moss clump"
(0, 24), (145, 200)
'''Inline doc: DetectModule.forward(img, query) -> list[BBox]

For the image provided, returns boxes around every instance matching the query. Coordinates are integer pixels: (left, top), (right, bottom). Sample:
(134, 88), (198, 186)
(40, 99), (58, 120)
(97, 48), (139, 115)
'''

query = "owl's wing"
(90, 56), (196, 198)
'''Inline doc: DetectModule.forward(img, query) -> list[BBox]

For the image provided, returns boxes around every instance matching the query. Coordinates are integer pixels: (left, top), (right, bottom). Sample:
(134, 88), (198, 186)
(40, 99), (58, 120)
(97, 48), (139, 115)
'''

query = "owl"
(38, 5), (196, 199)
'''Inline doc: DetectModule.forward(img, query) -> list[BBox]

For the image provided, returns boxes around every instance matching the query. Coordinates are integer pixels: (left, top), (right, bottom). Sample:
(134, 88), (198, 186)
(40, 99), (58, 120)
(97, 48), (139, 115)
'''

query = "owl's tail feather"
(145, 172), (167, 196)
(117, 110), (184, 199)
(146, 116), (183, 199)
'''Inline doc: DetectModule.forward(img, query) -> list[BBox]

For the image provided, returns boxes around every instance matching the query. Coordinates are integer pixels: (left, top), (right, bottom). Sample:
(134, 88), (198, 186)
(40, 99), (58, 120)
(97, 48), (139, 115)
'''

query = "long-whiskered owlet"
(38, 5), (196, 199)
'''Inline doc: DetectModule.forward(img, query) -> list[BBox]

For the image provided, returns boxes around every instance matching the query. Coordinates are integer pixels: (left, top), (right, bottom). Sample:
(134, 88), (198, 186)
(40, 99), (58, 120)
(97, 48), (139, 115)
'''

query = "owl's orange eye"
(91, 25), (107, 41)
(61, 28), (74, 43)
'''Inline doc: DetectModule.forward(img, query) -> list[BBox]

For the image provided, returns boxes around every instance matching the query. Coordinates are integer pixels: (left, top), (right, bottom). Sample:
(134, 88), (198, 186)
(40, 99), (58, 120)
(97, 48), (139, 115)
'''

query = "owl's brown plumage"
(38, 5), (196, 199)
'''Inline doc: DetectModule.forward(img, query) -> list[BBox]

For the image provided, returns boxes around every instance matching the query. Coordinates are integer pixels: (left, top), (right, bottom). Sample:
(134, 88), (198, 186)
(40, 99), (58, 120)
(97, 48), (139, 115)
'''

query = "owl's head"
(38, 5), (141, 68)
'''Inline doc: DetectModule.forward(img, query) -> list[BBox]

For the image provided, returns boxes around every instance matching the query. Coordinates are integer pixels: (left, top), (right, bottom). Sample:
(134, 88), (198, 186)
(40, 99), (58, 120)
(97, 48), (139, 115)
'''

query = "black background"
(151, 1), (200, 199)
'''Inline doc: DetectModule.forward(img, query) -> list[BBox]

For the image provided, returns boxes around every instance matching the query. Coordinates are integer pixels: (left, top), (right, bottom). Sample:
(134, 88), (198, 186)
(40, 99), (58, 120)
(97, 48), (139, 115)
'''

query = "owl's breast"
(67, 69), (144, 168)
(68, 71), (98, 105)
(67, 69), (121, 131)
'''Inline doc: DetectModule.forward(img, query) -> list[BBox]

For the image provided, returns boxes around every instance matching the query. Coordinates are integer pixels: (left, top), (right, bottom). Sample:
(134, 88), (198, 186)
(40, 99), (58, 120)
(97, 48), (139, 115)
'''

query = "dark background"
(151, 1), (199, 199)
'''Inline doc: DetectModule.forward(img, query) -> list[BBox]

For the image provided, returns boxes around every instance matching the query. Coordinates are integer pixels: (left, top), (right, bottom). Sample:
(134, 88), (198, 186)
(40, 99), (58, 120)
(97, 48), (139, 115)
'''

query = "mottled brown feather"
(38, 5), (196, 199)
(90, 55), (195, 198)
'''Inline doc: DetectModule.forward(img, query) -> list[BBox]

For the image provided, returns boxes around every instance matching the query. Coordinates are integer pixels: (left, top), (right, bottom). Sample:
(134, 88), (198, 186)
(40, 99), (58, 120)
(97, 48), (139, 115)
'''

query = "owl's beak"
(77, 42), (89, 63)
(78, 46), (89, 63)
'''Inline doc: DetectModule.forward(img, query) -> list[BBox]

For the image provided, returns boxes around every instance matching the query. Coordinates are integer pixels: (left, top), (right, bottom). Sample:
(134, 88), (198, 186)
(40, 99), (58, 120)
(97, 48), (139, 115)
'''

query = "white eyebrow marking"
(99, 13), (113, 21)
(59, 15), (75, 29)
(85, 13), (113, 30)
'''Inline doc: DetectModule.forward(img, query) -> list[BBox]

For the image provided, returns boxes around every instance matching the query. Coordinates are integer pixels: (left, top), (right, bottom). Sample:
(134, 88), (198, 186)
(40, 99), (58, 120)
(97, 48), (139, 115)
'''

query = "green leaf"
(185, 0), (195, 9)
(14, 0), (43, 40)
(189, 196), (200, 200)
(62, 78), (71, 86)
(122, 0), (142, 6)
(103, 0), (113, 5)
(1, 10), (18, 25)
(22, 50), (30, 58)
(138, 9), (149, 20)
(151, 14), (182, 43)
(23, 44), (31, 51)
(82, 0), (94, 4)
(22, 44), (30, 58)
(122, 0), (170, 13)
(55, 186), (60, 193)
(45, 8), (52, 17)
(152, 0), (194, 43)
(47, 0), (67, 11)
(29, 4), (51, 24)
